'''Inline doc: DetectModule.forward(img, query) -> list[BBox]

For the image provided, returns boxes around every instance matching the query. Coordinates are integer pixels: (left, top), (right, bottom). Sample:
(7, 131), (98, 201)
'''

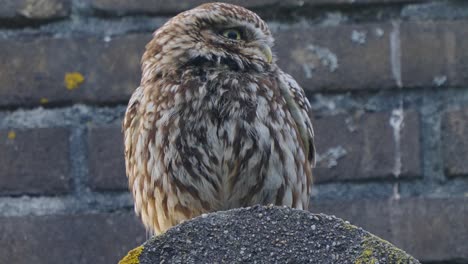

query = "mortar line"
(0, 192), (133, 217)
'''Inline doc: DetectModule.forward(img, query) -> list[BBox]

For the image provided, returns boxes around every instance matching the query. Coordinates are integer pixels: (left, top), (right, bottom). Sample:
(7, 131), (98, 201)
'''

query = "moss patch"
(355, 247), (377, 264)
(119, 246), (144, 264)
(355, 233), (414, 264)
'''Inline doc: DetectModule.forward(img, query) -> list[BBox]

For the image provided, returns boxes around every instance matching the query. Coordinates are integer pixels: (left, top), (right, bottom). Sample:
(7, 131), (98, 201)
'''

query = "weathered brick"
(401, 20), (468, 88)
(0, 128), (70, 195)
(442, 108), (468, 177)
(0, 34), (150, 108)
(0, 23), (397, 107)
(88, 0), (414, 15)
(402, 1), (468, 20)
(311, 197), (468, 263)
(311, 199), (393, 241)
(390, 197), (468, 262)
(313, 111), (420, 183)
(0, 0), (70, 22)
(309, 0), (414, 4)
(88, 124), (127, 191)
(0, 211), (145, 264)
(275, 23), (397, 92)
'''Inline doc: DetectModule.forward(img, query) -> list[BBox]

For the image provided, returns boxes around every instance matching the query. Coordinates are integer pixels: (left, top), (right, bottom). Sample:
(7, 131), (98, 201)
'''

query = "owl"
(123, 2), (315, 235)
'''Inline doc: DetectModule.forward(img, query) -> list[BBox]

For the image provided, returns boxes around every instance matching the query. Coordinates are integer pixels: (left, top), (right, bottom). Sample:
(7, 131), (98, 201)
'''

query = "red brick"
(0, 211), (145, 264)
(0, 0), (70, 22)
(311, 197), (468, 263)
(313, 111), (421, 183)
(401, 20), (468, 88)
(442, 108), (468, 177)
(88, 124), (127, 191)
(0, 128), (71, 195)
(0, 34), (150, 108)
(275, 23), (397, 92)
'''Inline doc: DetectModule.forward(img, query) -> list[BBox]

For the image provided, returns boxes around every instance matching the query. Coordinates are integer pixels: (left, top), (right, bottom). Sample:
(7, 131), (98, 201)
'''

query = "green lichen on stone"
(119, 245), (144, 264)
(355, 233), (416, 264)
(342, 221), (359, 232)
(355, 247), (377, 264)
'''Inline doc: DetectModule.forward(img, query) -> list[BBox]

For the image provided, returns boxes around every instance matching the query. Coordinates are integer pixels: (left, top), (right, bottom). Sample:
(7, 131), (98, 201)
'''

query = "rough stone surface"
(120, 206), (419, 264)
(313, 111), (421, 183)
(275, 23), (396, 92)
(0, 0), (70, 22)
(311, 197), (468, 262)
(442, 108), (468, 178)
(88, 124), (127, 190)
(401, 20), (468, 89)
(0, 128), (71, 195)
(0, 34), (150, 108)
(0, 212), (145, 264)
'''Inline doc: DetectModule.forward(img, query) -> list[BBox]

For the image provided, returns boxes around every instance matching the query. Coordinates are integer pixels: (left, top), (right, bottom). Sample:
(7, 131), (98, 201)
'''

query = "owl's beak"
(260, 45), (273, 64)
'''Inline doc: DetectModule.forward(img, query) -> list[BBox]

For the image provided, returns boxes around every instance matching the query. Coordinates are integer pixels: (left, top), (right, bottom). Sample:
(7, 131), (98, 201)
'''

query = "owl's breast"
(168, 74), (294, 208)
(149, 71), (307, 213)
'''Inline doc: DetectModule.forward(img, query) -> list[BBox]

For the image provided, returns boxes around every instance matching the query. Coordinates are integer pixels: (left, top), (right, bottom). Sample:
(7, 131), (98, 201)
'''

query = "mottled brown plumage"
(123, 2), (315, 234)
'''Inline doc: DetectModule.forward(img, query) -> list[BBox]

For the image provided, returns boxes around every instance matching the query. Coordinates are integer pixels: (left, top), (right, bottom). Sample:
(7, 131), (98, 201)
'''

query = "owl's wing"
(278, 72), (316, 167)
(123, 86), (144, 189)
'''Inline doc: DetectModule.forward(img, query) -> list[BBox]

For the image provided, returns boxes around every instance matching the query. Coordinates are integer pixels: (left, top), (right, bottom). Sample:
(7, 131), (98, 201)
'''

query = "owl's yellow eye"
(222, 29), (242, 40)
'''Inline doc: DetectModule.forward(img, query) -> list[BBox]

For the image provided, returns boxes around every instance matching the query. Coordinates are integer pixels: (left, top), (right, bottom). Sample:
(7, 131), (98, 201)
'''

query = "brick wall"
(1, 0), (467, 263)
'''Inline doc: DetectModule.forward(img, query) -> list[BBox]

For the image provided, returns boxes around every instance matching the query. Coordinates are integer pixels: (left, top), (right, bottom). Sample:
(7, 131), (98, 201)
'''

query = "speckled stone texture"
(120, 205), (420, 264)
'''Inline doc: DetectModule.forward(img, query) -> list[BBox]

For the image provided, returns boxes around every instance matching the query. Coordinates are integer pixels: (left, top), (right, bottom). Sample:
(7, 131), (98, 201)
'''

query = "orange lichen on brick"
(7, 131), (16, 140)
(65, 72), (85, 90)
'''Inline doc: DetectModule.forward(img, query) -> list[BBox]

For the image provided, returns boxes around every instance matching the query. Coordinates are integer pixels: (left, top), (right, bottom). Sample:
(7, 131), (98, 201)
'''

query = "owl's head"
(142, 3), (275, 81)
